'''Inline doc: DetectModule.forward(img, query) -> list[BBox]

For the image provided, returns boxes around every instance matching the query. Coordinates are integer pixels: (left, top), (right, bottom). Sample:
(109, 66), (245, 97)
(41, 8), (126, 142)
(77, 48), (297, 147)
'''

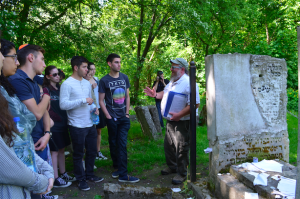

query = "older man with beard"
(144, 58), (200, 185)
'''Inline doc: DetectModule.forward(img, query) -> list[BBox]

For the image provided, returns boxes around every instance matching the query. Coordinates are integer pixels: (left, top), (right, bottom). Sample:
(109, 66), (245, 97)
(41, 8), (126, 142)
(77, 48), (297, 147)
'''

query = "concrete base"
(103, 183), (172, 199)
(230, 160), (296, 199)
(215, 174), (264, 199)
(188, 178), (217, 199)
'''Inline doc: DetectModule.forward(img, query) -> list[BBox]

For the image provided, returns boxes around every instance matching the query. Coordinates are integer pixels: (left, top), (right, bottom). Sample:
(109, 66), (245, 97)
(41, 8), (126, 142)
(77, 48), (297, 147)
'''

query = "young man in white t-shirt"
(60, 56), (103, 191)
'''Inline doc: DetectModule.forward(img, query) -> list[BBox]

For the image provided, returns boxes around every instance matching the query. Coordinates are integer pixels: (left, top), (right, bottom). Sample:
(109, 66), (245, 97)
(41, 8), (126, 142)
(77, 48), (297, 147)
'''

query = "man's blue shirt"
(8, 69), (44, 143)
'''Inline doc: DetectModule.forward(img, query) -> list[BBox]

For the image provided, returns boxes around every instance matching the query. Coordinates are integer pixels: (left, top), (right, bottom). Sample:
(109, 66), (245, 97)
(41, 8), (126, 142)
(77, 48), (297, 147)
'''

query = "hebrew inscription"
(250, 55), (287, 126)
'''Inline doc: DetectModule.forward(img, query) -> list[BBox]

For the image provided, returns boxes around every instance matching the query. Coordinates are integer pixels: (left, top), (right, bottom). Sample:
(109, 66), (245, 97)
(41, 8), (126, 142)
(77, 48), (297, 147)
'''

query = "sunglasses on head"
(49, 73), (60, 77)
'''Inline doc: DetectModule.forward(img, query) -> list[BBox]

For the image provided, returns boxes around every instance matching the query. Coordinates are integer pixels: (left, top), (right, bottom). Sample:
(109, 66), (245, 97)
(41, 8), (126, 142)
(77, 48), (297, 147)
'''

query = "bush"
(287, 88), (298, 112)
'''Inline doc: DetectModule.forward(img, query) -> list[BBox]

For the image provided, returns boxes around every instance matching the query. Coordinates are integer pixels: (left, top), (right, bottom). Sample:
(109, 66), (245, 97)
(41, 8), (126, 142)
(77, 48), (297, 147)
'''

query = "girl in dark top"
(43, 65), (75, 188)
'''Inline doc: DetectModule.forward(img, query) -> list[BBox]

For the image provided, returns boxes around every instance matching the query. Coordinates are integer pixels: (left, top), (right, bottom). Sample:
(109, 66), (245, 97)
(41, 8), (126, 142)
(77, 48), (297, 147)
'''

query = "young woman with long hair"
(43, 65), (75, 188)
(0, 38), (55, 199)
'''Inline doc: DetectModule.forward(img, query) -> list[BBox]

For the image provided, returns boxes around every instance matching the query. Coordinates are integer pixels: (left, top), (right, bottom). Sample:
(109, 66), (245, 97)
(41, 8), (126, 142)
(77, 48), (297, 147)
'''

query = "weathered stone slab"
(215, 174), (261, 199)
(205, 54), (289, 180)
(188, 177), (217, 199)
(134, 106), (160, 140)
(103, 183), (172, 199)
(148, 105), (162, 133)
(230, 160), (296, 199)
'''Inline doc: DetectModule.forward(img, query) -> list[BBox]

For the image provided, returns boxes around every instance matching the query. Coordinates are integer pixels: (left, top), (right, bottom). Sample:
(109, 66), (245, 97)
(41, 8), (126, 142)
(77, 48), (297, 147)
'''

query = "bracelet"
(154, 94), (157, 99)
(126, 113), (129, 116)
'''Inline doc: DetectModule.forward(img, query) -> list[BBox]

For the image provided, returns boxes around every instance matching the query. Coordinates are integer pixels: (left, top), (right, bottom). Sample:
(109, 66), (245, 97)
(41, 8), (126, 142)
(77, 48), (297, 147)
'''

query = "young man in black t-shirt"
(152, 71), (169, 129)
(98, 53), (139, 183)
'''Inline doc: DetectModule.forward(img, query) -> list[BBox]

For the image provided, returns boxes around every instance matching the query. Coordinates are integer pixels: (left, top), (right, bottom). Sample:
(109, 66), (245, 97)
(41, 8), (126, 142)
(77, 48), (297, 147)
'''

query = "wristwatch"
(44, 131), (52, 137)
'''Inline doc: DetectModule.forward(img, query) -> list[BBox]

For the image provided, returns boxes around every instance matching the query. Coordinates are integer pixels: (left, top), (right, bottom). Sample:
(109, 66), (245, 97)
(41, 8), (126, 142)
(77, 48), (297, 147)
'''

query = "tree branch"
(29, 8), (68, 43)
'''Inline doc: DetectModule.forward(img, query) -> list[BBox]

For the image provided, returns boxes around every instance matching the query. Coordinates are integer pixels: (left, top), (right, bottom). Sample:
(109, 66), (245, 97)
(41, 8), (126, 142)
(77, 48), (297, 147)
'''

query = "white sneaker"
(98, 151), (108, 160)
(42, 193), (59, 199)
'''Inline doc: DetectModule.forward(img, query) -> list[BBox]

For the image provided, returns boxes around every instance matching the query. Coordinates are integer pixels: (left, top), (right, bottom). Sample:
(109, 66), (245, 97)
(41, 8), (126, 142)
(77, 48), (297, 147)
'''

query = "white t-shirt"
(59, 77), (93, 128)
(161, 74), (200, 121)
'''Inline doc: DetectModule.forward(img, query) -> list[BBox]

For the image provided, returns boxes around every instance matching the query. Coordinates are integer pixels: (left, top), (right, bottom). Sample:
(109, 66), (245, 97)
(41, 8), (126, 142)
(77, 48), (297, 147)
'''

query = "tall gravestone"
(134, 106), (162, 140)
(205, 54), (289, 181)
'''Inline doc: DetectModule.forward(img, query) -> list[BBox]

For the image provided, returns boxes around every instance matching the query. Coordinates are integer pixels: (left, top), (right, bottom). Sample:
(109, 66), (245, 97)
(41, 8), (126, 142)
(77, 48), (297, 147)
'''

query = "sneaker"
(172, 174), (187, 185)
(87, 175), (104, 183)
(118, 175), (140, 183)
(61, 172), (76, 182)
(96, 156), (103, 160)
(53, 177), (72, 188)
(161, 167), (176, 175)
(98, 151), (108, 160)
(112, 170), (119, 179)
(78, 180), (90, 191)
(41, 193), (59, 199)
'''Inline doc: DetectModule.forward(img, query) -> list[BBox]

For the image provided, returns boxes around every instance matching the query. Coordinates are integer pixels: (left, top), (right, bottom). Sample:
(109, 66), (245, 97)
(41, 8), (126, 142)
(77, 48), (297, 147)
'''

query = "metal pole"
(190, 61), (197, 182)
(296, 26), (300, 199)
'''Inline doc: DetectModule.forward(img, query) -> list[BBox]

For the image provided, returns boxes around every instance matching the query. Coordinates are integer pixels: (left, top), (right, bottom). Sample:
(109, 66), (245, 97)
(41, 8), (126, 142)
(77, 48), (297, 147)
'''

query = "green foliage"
(287, 88), (298, 112)
(1, 0), (300, 102)
(287, 112), (298, 165)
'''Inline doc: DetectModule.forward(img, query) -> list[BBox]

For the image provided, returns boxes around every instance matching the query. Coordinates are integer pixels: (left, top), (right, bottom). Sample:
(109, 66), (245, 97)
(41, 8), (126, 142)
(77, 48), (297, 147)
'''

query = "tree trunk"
(265, 23), (270, 45)
(17, 0), (32, 45)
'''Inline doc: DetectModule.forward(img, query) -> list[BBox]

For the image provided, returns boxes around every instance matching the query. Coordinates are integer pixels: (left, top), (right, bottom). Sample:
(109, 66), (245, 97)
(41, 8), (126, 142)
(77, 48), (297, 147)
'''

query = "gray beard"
(170, 70), (181, 82)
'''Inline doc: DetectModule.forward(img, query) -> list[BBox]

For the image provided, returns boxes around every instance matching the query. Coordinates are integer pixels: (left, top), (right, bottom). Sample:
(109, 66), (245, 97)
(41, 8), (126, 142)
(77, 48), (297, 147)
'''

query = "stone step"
(103, 183), (172, 199)
(215, 174), (265, 199)
(229, 160), (296, 199)
(188, 177), (217, 199)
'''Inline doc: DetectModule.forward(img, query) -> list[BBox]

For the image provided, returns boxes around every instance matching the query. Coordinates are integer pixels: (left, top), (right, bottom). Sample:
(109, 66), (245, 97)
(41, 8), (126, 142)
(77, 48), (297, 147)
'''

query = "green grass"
(287, 112), (298, 165)
(93, 120), (209, 175)
(65, 119), (209, 175)
(66, 111), (297, 174)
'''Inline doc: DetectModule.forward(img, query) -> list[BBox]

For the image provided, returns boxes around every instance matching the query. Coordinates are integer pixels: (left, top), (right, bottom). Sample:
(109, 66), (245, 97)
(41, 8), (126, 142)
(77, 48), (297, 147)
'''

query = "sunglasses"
(4, 54), (18, 62)
(171, 65), (182, 70)
(49, 73), (60, 77)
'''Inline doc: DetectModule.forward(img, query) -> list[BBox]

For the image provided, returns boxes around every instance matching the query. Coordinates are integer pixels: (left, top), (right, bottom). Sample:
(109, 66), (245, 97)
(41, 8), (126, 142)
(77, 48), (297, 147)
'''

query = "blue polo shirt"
(8, 69), (44, 143)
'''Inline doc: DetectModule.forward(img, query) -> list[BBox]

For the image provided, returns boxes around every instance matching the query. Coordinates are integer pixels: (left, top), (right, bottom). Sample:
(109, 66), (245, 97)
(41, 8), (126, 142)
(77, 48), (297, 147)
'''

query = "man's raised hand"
(144, 87), (156, 98)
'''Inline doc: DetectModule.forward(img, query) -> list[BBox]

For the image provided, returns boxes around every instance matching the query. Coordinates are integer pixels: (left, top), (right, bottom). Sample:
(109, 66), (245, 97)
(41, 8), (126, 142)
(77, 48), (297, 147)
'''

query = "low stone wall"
(103, 183), (172, 199)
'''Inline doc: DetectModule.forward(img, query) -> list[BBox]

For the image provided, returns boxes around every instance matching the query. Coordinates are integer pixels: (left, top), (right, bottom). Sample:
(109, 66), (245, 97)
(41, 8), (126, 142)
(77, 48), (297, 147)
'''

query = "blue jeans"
(106, 116), (130, 178)
(35, 146), (48, 161)
(156, 100), (164, 128)
(69, 125), (97, 181)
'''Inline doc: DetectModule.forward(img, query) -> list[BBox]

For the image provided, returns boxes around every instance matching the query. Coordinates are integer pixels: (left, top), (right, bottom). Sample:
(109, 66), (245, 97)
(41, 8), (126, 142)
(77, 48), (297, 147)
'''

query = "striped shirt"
(161, 74), (200, 121)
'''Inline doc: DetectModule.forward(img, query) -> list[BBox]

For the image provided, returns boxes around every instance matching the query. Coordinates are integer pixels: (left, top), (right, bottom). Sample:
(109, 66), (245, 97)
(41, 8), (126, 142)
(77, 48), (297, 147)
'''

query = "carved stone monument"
(134, 106), (162, 140)
(205, 54), (289, 180)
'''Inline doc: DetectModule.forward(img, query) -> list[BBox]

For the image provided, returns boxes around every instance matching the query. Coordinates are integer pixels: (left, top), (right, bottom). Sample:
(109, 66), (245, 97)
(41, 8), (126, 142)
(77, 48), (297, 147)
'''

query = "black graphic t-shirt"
(99, 72), (130, 118)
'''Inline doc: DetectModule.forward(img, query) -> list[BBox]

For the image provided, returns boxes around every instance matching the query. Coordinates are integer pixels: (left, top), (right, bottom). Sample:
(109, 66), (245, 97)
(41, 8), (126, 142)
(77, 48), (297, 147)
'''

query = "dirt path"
(51, 164), (208, 198)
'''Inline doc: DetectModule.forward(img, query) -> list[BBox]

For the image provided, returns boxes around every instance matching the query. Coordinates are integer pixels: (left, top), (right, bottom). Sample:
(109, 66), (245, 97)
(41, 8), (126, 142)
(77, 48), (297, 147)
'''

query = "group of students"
(0, 34), (139, 199)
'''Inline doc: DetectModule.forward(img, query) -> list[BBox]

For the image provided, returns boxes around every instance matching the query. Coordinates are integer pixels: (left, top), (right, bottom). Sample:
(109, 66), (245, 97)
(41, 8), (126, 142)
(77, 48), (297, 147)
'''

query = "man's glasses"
(171, 65), (182, 70)
(49, 73), (60, 77)
(4, 54), (18, 62)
